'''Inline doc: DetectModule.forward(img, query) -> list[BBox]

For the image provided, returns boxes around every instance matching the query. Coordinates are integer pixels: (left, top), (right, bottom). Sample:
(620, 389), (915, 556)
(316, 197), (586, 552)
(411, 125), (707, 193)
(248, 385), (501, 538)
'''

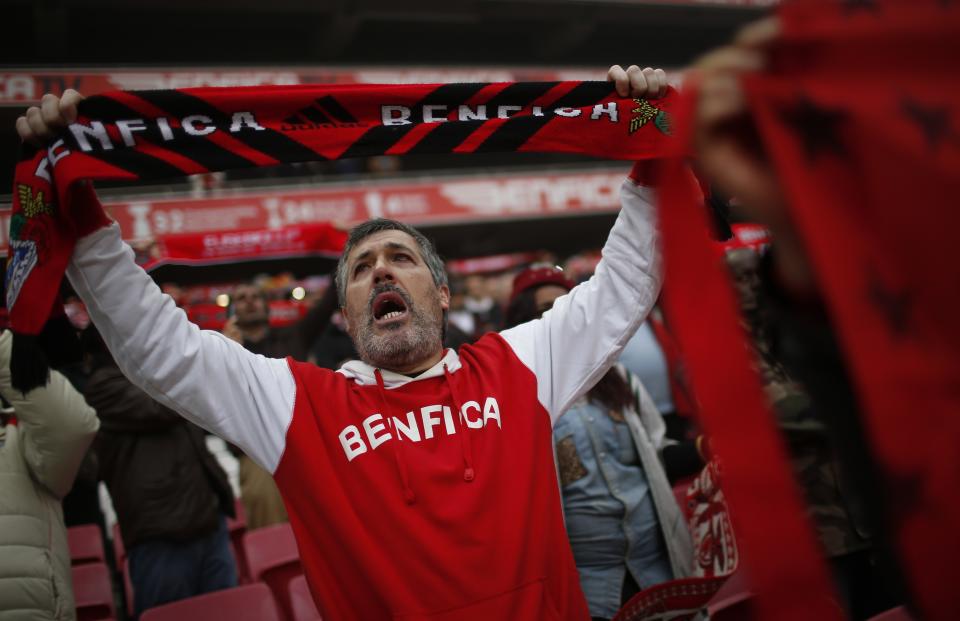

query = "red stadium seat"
(289, 574), (322, 621)
(67, 524), (106, 565)
(71, 562), (116, 621)
(139, 584), (282, 621)
(243, 523), (303, 620)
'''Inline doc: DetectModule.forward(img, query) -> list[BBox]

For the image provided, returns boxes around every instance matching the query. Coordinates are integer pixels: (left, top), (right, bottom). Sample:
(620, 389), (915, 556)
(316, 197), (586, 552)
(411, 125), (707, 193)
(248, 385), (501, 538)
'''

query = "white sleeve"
(67, 224), (296, 473)
(500, 178), (661, 424)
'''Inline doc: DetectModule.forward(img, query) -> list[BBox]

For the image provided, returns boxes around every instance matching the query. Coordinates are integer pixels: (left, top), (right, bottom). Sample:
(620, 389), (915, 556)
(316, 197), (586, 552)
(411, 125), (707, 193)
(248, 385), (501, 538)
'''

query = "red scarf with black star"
(654, 1), (960, 620)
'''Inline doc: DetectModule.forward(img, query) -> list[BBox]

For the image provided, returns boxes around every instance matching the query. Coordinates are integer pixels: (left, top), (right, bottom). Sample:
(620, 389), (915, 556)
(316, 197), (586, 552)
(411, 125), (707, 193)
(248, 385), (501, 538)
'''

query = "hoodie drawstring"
(444, 364), (476, 482)
(375, 369), (417, 505)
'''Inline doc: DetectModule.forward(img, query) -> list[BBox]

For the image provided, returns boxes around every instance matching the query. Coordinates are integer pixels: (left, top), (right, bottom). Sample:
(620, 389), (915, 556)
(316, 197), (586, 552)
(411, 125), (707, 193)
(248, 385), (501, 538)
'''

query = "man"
(223, 281), (339, 362)
(83, 327), (238, 615)
(19, 65), (668, 620)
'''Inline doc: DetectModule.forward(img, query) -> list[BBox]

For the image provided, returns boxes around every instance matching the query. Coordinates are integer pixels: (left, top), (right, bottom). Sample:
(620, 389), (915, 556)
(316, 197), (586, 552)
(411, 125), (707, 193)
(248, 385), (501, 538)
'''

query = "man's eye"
(395, 254), (412, 262)
(354, 264), (370, 276)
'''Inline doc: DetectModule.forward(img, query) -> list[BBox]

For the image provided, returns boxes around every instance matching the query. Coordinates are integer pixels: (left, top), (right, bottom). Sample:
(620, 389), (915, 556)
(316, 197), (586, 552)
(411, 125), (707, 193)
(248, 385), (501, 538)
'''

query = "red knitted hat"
(509, 265), (574, 305)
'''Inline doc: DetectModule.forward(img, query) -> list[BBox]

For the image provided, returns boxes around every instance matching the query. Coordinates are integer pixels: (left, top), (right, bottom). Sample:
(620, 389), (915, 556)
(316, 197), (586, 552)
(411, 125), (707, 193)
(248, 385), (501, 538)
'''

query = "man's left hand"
(607, 65), (668, 99)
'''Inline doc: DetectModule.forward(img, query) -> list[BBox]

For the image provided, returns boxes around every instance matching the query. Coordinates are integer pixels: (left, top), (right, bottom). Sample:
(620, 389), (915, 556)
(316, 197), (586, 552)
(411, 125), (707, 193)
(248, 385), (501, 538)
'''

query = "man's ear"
(439, 285), (451, 311)
(340, 307), (351, 332)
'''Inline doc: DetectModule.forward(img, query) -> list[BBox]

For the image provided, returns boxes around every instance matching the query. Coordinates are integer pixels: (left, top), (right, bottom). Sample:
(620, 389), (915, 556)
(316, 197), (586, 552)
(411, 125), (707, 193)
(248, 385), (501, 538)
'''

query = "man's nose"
(372, 262), (395, 285)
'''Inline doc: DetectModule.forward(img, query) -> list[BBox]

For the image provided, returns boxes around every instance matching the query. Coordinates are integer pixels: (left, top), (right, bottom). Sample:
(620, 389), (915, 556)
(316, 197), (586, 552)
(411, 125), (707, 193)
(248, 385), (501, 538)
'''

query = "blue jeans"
(128, 515), (238, 616)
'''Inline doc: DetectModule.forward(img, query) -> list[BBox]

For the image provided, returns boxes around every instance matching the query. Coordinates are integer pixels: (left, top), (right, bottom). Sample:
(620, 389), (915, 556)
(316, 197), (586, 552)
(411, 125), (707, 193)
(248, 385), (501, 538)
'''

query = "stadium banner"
(137, 221), (347, 272)
(0, 167), (627, 254)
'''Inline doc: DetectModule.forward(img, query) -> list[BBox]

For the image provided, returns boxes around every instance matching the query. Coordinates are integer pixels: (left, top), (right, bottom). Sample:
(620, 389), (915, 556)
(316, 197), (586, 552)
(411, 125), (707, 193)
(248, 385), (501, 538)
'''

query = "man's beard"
(351, 284), (444, 371)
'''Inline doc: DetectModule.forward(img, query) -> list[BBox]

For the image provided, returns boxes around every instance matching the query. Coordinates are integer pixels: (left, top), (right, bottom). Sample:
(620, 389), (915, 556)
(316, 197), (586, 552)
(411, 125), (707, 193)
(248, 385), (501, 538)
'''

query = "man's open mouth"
(371, 290), (409, 324)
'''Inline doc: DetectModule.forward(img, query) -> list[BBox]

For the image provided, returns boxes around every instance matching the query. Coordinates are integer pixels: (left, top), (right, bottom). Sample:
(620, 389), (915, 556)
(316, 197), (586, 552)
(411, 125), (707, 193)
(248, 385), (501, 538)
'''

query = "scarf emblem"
(6, 184), (53, 310)
(629, 98), (671, 136)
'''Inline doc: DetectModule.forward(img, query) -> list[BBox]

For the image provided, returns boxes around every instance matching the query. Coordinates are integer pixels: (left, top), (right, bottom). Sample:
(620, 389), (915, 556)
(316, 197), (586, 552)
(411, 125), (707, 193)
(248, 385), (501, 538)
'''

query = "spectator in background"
(0, 329), (100, 620)
(223, 280), (338, 362)
(617, 309), (700, 443)
(311, 309), (359, 370)
(462, 274), (502, 337)
(725, 246), (888, 620)
(504, 265), (700, 621)
(82, 327), (237, 616)
(618, 321), (673, 419)
(446, 277), (476, 338)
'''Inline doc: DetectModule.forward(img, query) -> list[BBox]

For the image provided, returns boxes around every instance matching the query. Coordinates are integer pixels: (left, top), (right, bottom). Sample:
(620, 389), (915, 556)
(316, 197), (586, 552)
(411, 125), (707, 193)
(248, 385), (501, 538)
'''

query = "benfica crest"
(629, 98), (671, 136)
(6, 184), (53, 311)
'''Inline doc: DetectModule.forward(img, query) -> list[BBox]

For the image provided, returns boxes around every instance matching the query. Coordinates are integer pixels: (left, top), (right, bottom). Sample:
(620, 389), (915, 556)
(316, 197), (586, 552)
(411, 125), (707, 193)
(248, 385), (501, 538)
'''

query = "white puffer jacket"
(0, 330), (100, 620)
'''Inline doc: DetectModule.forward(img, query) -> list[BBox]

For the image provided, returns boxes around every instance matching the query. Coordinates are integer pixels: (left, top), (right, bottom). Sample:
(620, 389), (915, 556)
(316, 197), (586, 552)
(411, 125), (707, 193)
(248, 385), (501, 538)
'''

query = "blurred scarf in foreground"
(655, 1), (959, 620)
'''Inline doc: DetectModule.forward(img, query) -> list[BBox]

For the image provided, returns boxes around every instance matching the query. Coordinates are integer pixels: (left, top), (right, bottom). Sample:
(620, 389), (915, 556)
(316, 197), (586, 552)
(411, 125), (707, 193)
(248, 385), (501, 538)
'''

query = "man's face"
(232, 284), (269, 327)
(342, 230), (450, 371)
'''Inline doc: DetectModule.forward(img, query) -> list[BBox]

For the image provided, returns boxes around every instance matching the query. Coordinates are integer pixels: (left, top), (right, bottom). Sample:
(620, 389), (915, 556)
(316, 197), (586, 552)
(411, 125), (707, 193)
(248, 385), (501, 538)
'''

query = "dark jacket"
(84, 362), (234, 550)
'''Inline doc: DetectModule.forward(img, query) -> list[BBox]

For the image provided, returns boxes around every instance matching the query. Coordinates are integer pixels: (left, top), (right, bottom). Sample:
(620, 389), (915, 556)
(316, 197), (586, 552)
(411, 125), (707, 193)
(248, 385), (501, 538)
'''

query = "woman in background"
(504, 265), (700, 621)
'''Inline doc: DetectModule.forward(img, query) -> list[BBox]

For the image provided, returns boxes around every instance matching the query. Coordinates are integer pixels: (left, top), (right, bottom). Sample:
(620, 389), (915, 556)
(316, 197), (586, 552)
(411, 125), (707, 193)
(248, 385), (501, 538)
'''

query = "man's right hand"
(16, 89), (84, 146)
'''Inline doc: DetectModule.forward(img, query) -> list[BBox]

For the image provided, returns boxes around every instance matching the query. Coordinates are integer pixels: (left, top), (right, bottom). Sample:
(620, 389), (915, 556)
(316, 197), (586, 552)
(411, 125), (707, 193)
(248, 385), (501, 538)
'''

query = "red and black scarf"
(7, 81), (677, 341)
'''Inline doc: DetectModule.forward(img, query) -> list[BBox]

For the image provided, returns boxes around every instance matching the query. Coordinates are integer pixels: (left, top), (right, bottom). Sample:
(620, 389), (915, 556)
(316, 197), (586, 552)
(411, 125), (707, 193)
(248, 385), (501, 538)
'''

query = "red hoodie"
(67, 175), (661, 620)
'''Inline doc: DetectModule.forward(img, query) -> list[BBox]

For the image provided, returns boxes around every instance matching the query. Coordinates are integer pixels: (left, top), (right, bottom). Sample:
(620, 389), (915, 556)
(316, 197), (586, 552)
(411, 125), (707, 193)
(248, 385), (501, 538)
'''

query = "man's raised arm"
(498, 65), (668, 423)
(18, 91), (297, 473)
(499, 164), (663, 423)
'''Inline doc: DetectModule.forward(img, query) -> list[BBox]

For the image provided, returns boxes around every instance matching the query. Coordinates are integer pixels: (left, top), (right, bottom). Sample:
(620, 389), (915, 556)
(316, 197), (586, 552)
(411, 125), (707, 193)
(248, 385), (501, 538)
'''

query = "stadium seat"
(71, 562), (116, 621)
(289, 574), (322, 621)
(139, 583), (282, 621)
(67, 524), (106, 566)
(243, 522), (303, 620)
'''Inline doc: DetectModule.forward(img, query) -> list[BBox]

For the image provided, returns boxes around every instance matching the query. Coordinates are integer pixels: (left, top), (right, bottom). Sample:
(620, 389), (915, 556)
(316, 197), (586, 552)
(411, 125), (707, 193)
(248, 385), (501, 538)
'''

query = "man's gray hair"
(335, 218), (448, 306)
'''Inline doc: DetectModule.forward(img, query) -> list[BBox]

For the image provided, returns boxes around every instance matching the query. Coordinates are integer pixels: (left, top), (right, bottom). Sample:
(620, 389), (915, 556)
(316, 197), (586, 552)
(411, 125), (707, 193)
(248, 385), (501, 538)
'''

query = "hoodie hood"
(337, 348), (462, 388)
